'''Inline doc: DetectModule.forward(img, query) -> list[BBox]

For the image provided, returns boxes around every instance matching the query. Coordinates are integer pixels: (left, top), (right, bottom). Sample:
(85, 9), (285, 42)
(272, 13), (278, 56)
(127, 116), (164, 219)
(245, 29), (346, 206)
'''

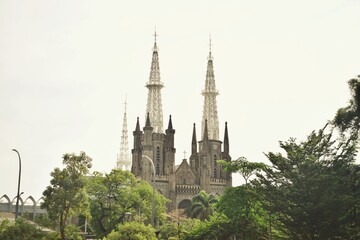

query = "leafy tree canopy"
(0, 218), (52, 240)
(334, 75), (360, 134)
(87, 169), (169, 238)
(41, 151), (92, 240)
(256, 123), (360, 239)
(218, 157), (267, 184)
(104, 221), (157, 240)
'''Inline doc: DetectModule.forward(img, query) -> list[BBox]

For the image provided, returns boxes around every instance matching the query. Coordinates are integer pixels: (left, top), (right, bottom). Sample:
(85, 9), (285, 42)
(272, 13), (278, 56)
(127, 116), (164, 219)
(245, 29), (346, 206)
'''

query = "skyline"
(1, 0), (360, 200)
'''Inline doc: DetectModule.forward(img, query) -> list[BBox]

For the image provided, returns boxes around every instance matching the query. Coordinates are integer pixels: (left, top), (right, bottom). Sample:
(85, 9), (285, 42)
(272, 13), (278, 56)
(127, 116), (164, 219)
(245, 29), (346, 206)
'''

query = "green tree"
(41, 152), (92, 240)
(184, 212), (232, 240)
(334, 75), (360, 134)
(217, 185), (274, 239)
(157, 209), (201, 240)
(219, 157), (267, 184)
(104, 221), (157, 240)
(256, 124), (360, 239)
(190, 190), (218, 220)
(0, 218), (49, 240)
(33, 214), (56, 230)
(87, 169), (168, 238)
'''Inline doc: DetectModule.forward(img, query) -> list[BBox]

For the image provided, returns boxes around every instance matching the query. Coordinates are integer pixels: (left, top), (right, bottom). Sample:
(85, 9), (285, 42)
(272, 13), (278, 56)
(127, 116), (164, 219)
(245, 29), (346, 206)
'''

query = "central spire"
(201, 36), (219, 140)
(145, 31), (164, 133)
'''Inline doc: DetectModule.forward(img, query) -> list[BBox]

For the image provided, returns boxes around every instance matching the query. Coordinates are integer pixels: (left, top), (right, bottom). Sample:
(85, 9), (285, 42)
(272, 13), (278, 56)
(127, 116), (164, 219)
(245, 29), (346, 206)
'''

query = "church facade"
(130, 35), (232, 211)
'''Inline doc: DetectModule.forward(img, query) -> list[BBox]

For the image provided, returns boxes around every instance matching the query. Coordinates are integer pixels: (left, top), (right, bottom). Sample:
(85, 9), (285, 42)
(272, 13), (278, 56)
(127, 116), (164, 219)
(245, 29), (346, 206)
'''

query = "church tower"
(131, 33), (176, 208)
(145, 32), (164, 133)
(117, 97), (131, 170)
(189, 38), (232, 195)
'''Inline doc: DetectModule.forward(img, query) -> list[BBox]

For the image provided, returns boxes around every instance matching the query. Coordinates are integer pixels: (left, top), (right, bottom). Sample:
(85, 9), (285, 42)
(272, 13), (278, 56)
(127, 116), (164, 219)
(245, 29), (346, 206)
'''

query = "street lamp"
(125, 212), (132, 222)
(12, 149), (21, 219)
(141, 155), (155, 227)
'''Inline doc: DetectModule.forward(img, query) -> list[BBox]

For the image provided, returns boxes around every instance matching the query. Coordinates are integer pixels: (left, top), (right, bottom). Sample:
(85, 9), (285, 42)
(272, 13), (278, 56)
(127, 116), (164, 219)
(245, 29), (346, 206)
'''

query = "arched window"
(214, 154), (217, 178)
(156, 146), (160, 174)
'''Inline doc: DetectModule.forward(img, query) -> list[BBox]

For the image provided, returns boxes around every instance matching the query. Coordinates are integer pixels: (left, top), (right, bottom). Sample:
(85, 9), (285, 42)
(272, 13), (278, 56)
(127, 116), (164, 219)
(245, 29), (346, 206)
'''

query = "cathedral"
(118, 34), (232, 212)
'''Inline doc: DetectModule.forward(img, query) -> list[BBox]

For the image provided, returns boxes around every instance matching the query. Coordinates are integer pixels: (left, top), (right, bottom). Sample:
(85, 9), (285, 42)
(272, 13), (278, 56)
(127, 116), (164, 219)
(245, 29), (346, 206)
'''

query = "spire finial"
(124, 94), (127, 113)
(209, 34), (212, 53)
(152, 29), (159, 52)
(154, 28), (158, 44)
(208, 34), (213, 61)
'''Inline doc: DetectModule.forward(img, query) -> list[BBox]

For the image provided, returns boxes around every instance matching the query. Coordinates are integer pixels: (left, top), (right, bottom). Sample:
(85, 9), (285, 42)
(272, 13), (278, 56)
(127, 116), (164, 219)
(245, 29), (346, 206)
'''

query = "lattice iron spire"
(201, 36), (219, 140)
(117, 96), (131, 170)
(145, 31), (164, 133)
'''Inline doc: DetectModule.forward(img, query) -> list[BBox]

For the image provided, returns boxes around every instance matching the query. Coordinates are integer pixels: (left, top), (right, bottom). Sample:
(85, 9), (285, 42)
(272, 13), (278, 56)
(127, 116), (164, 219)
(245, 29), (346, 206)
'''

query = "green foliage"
(256, 125), (360, 239)
(334, 75), (360, 134)
(184, 212), (232, 240)
(0, 218), (48, 240)
(104, 221), (157, 240)
(190, 190), (218, 220)
(158, 209), (200, 239)
(217, 185), (270, 239)
(87, 169), (168, 238)
(218, 157), (267, 184)
(136, 180), (169, 223)
(41, 151), (92, 240)
(158, 221), (178, 240)
(64, 224), (82, 240)
(33, 214), (56, 229)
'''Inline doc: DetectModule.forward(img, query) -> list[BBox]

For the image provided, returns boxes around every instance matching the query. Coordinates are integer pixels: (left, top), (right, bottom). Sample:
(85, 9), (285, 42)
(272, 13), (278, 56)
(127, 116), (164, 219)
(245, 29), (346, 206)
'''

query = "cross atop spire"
(124, 94), (127, 113)
(153, 29), (159, 52)
(208, 34), (213, 61)
(209, 34), (213, 53)
(154, 29), (158, 43)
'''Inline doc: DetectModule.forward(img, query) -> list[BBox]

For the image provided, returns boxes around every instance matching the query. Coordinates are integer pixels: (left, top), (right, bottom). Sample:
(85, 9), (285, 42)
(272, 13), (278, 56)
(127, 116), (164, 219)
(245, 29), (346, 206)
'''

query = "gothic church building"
(130, 35), (232, 211)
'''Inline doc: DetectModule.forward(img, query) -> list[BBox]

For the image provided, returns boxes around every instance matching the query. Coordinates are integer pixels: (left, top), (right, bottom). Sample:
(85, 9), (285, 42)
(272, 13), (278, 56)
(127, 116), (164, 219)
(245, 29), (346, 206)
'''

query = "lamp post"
(141, 155), (155, 227)
(12, 149), (21, 219)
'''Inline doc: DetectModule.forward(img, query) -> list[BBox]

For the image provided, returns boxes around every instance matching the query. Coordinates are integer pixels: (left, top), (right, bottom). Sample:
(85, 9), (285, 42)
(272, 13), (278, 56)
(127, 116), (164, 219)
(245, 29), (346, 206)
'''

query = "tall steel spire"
(145, 31), (164, 133)
(201, 36), (219, 140)
(117, 96), (131, 170)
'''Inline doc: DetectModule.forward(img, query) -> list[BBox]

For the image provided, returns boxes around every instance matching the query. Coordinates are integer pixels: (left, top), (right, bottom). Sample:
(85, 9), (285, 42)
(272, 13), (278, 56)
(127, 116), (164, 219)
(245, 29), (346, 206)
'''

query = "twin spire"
(144, 32), (220, 142)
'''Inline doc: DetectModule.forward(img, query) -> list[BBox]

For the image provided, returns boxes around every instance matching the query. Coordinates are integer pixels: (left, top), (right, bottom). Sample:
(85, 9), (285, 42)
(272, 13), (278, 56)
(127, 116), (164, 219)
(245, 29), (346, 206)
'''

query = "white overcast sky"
(1, 0), (359, 200)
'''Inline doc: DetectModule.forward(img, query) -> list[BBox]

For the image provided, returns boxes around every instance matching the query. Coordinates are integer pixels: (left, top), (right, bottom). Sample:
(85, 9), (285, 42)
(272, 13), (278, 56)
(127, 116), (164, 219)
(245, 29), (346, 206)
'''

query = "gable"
(175, 160), (196, 185)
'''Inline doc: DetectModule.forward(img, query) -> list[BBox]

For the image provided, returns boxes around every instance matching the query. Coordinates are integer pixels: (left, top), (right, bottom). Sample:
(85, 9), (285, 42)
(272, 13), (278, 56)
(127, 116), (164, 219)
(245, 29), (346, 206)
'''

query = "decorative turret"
(203, 119), (209, 142)
(223, 121), (229, 154)
(143, 112), (153, 149)
(145, 31), (164, 133)
(144, 112), (153, 131)
(117, 97), (131, 170)
(165, 115), (175, 148)
(133, 117), (142, 150)
(167, 115), (174, 131)
(135, 117), (141, 131)
(165, 115), (176, 176)
(201, 37), (219, 141)
(191, 123), (197, 155)
(131, 117), (142, 176)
